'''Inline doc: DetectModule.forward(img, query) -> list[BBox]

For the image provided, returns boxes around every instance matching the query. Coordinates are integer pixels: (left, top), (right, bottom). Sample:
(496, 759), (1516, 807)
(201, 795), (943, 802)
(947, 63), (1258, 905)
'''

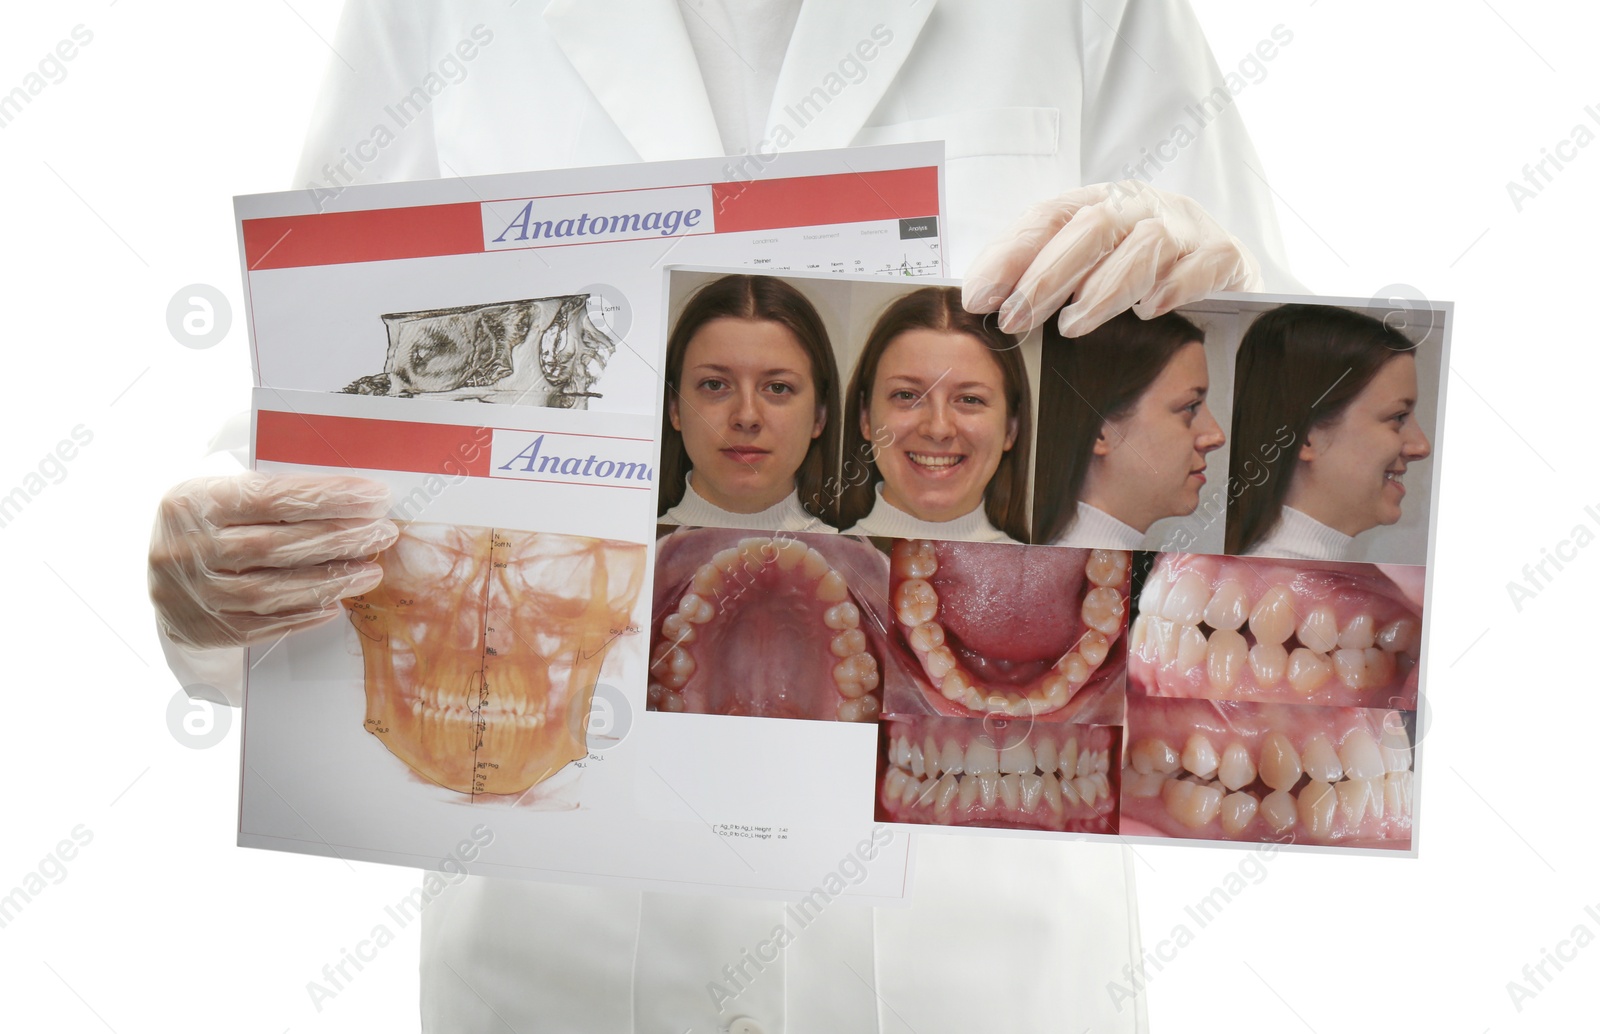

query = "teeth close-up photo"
(2, 1), (1593, 1033)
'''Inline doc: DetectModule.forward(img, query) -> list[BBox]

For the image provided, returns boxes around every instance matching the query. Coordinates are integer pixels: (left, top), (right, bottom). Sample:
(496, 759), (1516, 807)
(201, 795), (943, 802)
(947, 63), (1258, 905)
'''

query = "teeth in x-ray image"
(344, 522), (648, 797)
(341, 294), (619, 408)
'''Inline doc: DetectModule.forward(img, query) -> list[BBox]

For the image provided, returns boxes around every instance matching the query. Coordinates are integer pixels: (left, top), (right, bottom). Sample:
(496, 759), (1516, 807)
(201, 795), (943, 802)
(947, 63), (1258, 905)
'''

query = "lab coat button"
(727, 1018), (765, 1034)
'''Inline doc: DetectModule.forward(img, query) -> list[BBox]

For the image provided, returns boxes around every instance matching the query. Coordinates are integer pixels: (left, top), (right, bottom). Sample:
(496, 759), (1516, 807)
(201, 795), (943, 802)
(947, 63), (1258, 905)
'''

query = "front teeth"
(884, 731), (1113, 823)
(907, 452), (962, 469)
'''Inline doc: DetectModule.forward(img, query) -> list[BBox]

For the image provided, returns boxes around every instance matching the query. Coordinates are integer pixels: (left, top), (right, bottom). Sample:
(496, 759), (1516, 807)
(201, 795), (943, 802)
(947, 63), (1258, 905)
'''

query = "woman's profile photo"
(1225, 303), (1433, 562)
(1034, 310), (1226, 549)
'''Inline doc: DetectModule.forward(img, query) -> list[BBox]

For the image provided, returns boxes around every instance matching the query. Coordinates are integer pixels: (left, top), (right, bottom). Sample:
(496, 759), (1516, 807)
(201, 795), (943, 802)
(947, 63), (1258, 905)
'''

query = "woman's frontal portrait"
(671, 317), (823, 512)
(864, 327), (1018, 523)
(658, 274), (840, 527)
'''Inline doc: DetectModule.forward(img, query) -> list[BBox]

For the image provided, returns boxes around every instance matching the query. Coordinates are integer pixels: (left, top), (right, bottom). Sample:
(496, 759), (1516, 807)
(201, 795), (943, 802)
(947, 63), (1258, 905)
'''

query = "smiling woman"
(1225, 304), (1433, 561)
(839, 286), (1032, 542)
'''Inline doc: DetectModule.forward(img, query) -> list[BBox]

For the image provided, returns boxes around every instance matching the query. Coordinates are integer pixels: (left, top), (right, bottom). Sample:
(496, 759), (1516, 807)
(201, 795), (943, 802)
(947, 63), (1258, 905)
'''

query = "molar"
(837, 696), (880, 722)
(894, 578), (938, 626)
(1377, 618), (1419, 655)
(909, 620), (945, 653)
(1162, 777), (1223, 829)
(892, 540), (938, 579)
(676, 592), (714, 625)
(1286, 648), (1332, 694)
(1078, 629), (1110, 667)
(1332, 648), (1370, 690)
(691, 563), (726, 595)
(1087, 549), (1130, 587)
(830, 629), (867, 657)
(823, 601), (860, 631)
(1082, 587), (1125, 636)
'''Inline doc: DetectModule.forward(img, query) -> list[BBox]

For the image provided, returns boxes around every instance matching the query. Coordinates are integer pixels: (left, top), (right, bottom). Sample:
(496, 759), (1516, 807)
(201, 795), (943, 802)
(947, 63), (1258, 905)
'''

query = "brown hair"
(838, 286), (1032, 540)
(1225, 304), (1419, 554)
(658, 275), (841, 524)
(1033, 310), (1206, 543)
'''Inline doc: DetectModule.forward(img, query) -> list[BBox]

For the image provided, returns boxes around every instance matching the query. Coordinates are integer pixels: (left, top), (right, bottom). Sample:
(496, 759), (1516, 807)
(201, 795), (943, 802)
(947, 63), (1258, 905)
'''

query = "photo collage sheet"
(236, 144), (947, 898)
(654, 268), (1447, 855)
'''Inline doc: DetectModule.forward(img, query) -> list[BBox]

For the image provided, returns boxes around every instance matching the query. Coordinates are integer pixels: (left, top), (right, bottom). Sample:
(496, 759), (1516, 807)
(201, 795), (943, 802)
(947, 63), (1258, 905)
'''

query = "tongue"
(930, 542), (1088, 663)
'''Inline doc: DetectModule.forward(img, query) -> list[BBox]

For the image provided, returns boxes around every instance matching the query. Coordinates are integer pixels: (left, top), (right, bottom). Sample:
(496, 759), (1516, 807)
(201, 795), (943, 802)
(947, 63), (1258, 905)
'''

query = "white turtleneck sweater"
(659, 474), (837, 534)
(1053, 501), (1146, 550)
(843, 483), (1016, 543)
(1245, 505), (1354, 562)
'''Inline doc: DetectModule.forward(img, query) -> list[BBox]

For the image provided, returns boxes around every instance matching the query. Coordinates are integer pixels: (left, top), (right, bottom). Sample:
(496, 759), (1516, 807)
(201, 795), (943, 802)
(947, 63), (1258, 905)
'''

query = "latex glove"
(962, 180), (1263, 338)
(149, 472), (397, 650)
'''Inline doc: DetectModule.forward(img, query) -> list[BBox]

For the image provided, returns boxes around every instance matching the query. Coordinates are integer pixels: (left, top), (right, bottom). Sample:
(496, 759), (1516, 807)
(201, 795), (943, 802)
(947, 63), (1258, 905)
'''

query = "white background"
(0, 1), (1593, 1031)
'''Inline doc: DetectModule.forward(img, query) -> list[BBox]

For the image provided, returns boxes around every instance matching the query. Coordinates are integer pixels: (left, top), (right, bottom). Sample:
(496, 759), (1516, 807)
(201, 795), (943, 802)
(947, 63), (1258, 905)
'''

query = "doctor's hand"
(149, 472), (397, 650)
(962, 180), (1262, 337)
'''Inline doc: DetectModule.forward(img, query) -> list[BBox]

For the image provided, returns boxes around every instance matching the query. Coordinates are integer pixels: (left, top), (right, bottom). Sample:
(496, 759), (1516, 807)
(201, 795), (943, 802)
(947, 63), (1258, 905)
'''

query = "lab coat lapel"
(764, 0), (939, 151)
(543, 0), (723, 161)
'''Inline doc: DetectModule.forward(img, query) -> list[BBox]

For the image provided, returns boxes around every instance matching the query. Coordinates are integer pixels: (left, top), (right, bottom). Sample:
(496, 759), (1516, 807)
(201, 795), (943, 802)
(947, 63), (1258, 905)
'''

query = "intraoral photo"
(1129, 553), (1421, 710)
(1121, 697), (1413, 848)
(885, 540), (1130, 722)
(879, 714), (1119, 834)
(648, 527), (899, 722)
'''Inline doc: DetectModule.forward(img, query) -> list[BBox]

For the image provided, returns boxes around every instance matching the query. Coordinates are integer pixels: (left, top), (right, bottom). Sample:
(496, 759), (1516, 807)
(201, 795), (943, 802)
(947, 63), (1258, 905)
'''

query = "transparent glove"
(962, 180), (1263, 337)
(149, 472), (397, 650)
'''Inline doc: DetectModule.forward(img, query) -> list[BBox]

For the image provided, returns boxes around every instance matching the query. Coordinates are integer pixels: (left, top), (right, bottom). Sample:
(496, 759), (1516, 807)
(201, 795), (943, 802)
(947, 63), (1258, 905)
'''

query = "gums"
(648, 528), (900, 721)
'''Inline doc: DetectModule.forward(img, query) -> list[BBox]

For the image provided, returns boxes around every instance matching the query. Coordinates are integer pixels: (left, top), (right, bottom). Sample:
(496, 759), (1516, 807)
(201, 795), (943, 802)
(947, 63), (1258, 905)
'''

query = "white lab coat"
(259, 2), (1296, 1031)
